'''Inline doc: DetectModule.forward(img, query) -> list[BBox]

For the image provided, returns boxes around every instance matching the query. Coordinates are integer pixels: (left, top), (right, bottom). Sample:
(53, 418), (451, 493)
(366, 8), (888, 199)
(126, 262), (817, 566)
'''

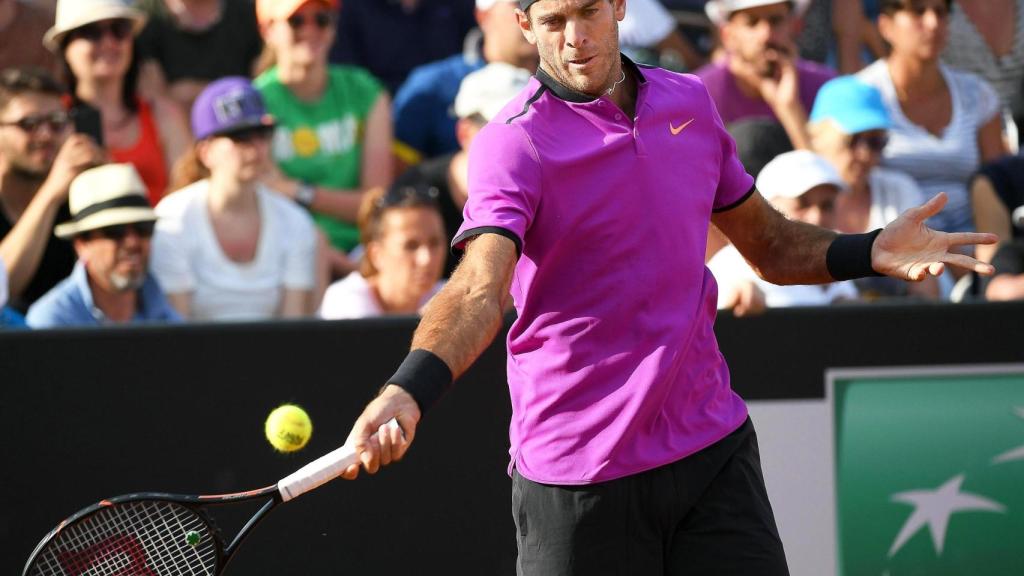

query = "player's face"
(518, 0), (625, 97)
(773, 184), (840, 229)
(879, 0), (949, 62)
(0, 94), (68, 177)
(720, 2), (796, 77)
(76, 222), (153, 293)
(369, 207), (446, 310)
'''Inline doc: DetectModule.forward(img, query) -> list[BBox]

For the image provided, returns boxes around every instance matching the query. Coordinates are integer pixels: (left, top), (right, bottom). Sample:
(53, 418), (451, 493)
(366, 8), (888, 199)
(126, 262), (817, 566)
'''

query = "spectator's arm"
(151, 96), (192, 187)
(978, 113), (1009, 164)
(137, 60), (167, 103)
(279, 289), (312, 318)
(985, 240), (1024, 301)
(971, 174), (1012, 264)
(986, 273), (1024, 300)
(833, 0), (866, 74)
(164, 292), (192, 318)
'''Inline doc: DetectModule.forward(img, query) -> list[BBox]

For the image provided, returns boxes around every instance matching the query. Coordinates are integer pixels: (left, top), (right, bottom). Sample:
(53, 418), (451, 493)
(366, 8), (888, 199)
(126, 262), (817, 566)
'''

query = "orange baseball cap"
(256, 0), (339, 26)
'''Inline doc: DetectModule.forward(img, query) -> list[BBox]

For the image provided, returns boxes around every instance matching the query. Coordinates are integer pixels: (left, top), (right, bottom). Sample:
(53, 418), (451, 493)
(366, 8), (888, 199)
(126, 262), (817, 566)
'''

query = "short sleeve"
(702, 82), (755, 211)
(150, 199), (196, 294)
(451, 122), (542, 255)
(282, 206), (318, 290)
(958, 70), (1001, 126)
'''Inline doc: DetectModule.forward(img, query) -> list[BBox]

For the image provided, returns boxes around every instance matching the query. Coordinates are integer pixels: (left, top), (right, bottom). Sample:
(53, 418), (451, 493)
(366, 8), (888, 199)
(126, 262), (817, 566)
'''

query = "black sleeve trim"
(451, 226), (523, 257)
(712, 184), (757, 213)
(506, 85), (548, 124)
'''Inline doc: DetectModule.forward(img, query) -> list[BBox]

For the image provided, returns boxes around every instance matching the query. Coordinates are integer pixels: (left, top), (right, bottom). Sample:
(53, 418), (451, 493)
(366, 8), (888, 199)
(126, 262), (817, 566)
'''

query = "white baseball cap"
(705, 0), (810, 25)
(454, 62), (532, 121)
(476, 0), (516, 10)
(756, 150), (847, 200)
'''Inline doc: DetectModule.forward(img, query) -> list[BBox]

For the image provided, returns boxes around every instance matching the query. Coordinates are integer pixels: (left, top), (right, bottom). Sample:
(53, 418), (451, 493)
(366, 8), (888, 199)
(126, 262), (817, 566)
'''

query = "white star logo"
(888, 474), (1006, 557)
(992, 407), (1024, 464)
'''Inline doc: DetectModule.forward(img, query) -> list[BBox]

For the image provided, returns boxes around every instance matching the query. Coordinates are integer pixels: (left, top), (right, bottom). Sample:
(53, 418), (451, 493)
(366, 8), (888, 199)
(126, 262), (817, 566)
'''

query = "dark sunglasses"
(375, 185), (440, 209)
(286, 11), (334, 30)
(69, 19), (134, 43)
(225, 125), (274, 144)
(0, 111), (69, 134)
(88, 221), (156, 241)
(849, 132), (889, 153)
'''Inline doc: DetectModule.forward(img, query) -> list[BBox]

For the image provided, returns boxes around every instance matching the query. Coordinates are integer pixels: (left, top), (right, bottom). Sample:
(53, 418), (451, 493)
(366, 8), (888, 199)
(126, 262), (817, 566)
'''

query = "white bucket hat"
(55, 164), (158, 239)
(44, 0), (147, 53)
(705, 0), (811, 25)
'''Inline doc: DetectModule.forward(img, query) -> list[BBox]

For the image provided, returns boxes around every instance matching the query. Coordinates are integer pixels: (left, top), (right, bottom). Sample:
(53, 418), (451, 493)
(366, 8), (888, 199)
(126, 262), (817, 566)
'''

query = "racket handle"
(277, 418), (401, 502)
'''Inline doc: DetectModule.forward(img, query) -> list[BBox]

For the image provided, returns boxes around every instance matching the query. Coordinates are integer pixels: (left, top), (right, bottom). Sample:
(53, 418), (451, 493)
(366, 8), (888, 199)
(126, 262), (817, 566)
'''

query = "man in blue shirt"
(391, 0), (537, 171)
(27, 164), (180, 328)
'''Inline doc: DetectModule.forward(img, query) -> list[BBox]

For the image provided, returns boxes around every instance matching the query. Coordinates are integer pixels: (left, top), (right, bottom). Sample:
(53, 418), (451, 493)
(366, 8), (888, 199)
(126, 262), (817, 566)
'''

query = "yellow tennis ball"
(265, 404), (312, 453)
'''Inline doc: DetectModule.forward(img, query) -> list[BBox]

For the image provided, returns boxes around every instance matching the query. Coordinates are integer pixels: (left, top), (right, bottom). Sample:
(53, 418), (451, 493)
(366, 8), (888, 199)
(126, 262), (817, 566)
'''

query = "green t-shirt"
(255, 65), (383, 251)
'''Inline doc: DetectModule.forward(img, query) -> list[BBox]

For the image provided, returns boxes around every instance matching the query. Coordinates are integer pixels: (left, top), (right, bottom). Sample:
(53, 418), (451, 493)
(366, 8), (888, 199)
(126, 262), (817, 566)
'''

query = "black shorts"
(511, 418), (789, 576)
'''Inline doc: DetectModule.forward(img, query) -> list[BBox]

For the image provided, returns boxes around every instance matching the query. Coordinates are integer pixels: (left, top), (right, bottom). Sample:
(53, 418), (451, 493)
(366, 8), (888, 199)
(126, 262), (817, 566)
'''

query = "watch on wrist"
(294, 182), (316, 208)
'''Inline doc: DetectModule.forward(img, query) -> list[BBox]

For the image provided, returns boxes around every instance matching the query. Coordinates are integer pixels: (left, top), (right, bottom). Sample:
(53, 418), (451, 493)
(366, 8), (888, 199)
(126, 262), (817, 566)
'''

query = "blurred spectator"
(319, 183), (445, 319)
(619, 0), (706, 71)
(708, 150), (858, 313)
(697, 0), (834, 149)
(971, 155), (1024, 264)
(941, 0), (1024, 116)
(856, 0), (1007, 234)
(0, 67), (104, 313)
(809, 75), (937, 299)
(0, 0), (58, 74)
(985, 237), (1024, 301)
(153, 77), (318, 321)
(329, 0), (476, 95)
(26, 163), (181, 327)
(254, 0), (393, 278)
(392, 0), (536, 171)
(832, 0), (888, 74)
(394, 62), (531, 277)
(135, 0), (263, 111)
(47, 0), (191, 205)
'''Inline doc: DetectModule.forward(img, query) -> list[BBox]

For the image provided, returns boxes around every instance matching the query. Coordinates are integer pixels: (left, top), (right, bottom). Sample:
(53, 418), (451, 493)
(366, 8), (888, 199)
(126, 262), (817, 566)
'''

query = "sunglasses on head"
(69, 19), (134, 43)
(0, 111), (69, 134)
(849, 132), (889, 153)
(286, 11), (334, 30)
(87, 221), (155, 241)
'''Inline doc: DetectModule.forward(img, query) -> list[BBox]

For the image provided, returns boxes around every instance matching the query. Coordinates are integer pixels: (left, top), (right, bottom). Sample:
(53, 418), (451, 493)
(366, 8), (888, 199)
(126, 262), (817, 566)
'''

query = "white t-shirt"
(866, 167), (926, 230)
(151, 180), (317, 321)
(319, 272), (445, 320)
(857, 60), (1000, 233)
(708, 245), (859, 309)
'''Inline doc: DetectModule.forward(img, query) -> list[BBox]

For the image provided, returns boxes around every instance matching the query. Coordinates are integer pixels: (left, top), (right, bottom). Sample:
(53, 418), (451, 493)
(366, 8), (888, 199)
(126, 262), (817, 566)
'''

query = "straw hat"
(705, 0), (811, 26)
(44, 0), (147, 53)
(55, 164), (158, 239)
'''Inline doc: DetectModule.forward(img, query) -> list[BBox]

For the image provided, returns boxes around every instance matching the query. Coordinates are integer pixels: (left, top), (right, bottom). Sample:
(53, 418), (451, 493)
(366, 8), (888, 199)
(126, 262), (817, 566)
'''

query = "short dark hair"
(879, 0), (953, 16)
(0, 67), (64, 112)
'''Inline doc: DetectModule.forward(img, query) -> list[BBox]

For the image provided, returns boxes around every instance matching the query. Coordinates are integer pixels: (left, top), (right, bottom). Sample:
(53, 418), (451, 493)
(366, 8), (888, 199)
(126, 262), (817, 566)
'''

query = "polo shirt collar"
(535, 53), (647, 103)
(71, 259), (158, 323)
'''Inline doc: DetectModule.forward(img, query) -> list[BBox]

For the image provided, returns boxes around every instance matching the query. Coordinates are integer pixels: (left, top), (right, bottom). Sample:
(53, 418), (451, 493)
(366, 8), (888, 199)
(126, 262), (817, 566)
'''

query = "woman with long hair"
(319, 184), (445, 319)
(151, 77), (318, 321)
(46, 0), (190, 205)
(254, 0), (393, 277)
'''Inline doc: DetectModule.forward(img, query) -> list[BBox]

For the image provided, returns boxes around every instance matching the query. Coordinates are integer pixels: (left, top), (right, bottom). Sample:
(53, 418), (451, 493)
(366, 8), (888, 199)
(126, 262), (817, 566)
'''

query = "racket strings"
(27, 501), (220, 576)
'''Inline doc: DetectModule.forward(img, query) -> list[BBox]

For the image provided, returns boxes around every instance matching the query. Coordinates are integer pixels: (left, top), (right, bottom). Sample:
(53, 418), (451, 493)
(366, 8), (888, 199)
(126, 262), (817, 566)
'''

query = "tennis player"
(341, 1), (996, 574)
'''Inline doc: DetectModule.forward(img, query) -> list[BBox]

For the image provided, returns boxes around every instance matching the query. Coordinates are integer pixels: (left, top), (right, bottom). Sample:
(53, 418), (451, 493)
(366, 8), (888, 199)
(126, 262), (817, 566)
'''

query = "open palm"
(873, 193), (997, 281)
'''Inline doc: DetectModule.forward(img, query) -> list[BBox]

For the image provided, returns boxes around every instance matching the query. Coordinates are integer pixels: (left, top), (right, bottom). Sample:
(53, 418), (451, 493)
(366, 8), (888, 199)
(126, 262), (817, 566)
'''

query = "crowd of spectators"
(2, 0), (1024, 329)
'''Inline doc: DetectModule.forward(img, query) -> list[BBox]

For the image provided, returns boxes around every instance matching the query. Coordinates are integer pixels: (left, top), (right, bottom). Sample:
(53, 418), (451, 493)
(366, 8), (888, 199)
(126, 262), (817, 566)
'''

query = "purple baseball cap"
(191, 77), (275, 141)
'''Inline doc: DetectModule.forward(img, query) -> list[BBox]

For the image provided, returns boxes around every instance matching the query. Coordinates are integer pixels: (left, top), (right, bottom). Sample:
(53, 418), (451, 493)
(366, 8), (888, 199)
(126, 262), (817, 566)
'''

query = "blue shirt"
(26, 261), (182, 328)
(393, 52), (484, 163)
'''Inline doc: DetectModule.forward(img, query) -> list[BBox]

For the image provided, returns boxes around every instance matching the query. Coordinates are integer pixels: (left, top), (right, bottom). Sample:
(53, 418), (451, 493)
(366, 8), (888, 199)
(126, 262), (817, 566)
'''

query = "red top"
(111, 99), (168, 206)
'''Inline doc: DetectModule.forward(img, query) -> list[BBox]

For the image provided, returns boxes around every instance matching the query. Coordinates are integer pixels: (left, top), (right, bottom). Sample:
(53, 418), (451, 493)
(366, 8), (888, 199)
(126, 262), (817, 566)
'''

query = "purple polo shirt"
(453, 57), (753, 485)
(695, 57), (835, 126)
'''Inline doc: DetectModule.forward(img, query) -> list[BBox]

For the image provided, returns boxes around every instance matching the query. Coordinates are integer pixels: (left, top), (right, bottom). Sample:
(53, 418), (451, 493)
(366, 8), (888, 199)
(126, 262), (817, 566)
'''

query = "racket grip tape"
(277, 418), (401, 502)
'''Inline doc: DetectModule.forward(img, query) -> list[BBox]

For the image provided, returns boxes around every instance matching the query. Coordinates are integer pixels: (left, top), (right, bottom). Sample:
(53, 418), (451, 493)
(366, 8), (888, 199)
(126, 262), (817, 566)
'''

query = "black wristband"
(387, 349), (453, 414)
(826, 229), (884, 281)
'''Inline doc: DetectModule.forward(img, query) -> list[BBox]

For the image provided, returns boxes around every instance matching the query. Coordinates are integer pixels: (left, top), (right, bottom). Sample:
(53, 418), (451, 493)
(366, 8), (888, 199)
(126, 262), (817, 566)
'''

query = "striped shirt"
(857, 60), (1000, 233)
(941, 0), (1024, 110)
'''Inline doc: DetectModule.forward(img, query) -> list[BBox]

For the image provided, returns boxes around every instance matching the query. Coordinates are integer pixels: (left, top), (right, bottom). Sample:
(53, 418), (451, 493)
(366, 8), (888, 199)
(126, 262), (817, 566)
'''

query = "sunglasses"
(849, 132), (889, 153)
(286, 11), (335, 30)
(88, 221), (156, 241)
(375, 185), (440, 209)
(0, 111), (69, 134)
(69, 19), (134, 43)
(225, 125), (274, 144)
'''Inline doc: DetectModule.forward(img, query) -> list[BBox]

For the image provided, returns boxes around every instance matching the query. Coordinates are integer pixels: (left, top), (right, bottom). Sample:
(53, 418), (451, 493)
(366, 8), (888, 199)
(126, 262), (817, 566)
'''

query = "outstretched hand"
(340, 385), (420, 480)
(872, 193), (997, 281)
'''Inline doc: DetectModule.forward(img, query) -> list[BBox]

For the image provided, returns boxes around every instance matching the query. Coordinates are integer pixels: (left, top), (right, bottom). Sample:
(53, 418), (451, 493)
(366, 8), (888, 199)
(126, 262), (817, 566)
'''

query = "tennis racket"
(22, 419), (402, 576)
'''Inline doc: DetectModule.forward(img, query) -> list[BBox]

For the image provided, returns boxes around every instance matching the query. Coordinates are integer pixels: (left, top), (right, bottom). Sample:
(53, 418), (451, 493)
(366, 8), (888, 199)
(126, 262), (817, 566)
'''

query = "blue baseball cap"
(191, 77), (275, 141)
(809, 76), (891, 135)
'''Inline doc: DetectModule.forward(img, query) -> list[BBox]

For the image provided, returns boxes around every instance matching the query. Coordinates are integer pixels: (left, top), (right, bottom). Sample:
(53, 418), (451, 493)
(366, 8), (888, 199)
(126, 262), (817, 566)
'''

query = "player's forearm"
(749, 218), (838, 286)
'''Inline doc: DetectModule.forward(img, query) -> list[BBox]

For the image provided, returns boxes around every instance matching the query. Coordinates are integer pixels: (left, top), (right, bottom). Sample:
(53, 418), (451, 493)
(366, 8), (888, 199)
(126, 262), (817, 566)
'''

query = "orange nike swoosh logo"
(669, 118), (695, 135)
